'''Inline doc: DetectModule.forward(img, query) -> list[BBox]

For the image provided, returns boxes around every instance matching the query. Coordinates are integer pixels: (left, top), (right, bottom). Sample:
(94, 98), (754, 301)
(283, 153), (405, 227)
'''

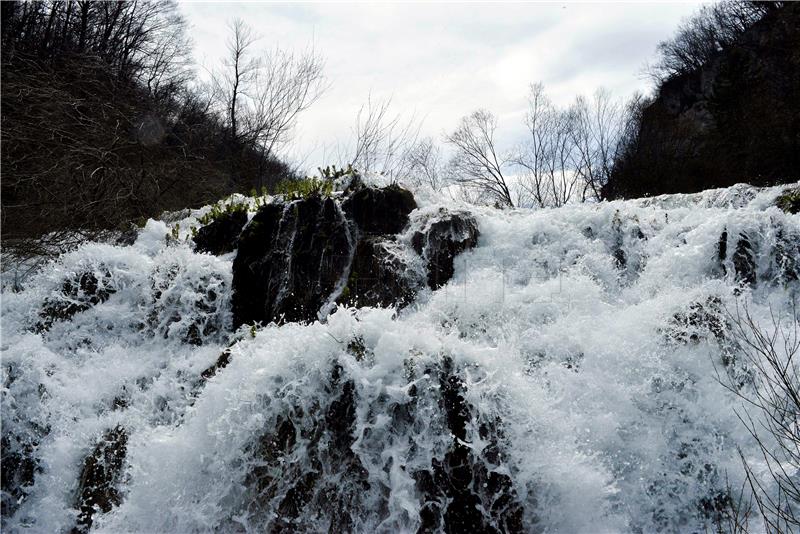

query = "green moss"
(198, 199), (248, 225)
(776, 187), (800, 214)
(275, 177), (333, 200)
(339, 285), (350, 301)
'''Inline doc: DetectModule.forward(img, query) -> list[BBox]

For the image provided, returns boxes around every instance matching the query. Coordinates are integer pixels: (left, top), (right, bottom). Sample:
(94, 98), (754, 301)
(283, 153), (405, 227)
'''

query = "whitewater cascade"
(2, 183), (798, 533)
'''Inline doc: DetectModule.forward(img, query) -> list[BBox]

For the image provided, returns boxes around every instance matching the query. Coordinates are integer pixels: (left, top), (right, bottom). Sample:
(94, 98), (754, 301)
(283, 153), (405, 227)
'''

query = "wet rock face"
(236, 356), (524, 533)
(732, 233), (756, 287)
(1, 434), (41, 521)
(1, 364), (49, 523)
(665, 297), (726, 346)
(340, 237), (419, 309)
(776, 187), (800, 214)
(412, 210), (480, 289)
(73, 426), (128, 532)
(241, 363), (370, 532)
(232, 187), (480, 327)
(342, 184), (417, 235)
(193, 209), (247, 255)
(232, 195), (352, 327)
(415, 357), (524, 534)
(36, 270), (115, 332)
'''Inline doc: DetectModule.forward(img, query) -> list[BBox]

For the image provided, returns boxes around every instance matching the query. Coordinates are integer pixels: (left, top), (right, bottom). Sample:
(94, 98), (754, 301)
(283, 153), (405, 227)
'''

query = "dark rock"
(200, 350), (232, 380)
(773, 229), (799, 285)
(716, 230), (728, 275)
(232, 195), (353, 327)
(193, 209), (248, 255)
(36, 270), (115, 332)
(1, 433), (41, 521)
(342, 184), (417, 235)
(339, 237), (419, 309)
(776, 187), (800, 214)
(612, 249), (627, 269)
(732, 233), (756, 287)
(411, 209), (480, 289)
(73, 426), (128, 532)
(242, 363), (369, 532)
(665, 296), (726, 346)
(415, 357), (524, 534)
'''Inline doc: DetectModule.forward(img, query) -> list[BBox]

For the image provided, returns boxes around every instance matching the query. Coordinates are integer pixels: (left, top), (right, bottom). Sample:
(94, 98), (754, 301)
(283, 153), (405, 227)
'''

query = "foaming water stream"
(1, 183), (798, 533)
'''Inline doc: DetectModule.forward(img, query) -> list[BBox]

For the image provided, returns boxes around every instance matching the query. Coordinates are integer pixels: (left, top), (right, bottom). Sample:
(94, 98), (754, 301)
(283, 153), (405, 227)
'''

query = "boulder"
(73, 426), (128, 532)
(414, 356), (524, 534)
(342, 184), (417, 235)
(412, 209), (480, 289)
(339, 237), (420, 309)
(732, 233), (756, 287)
(193, 209), (247, 255)
(232, 195), (352, 326)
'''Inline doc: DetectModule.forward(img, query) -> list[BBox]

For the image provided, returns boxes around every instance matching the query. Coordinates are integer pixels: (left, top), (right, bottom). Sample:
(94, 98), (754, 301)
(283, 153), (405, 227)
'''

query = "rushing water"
(2, 183), (798, 533)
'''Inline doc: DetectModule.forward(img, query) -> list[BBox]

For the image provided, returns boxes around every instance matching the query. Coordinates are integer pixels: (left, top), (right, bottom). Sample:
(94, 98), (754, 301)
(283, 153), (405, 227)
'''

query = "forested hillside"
(1, 1), (299, 255)
(604, 1), (799, 198)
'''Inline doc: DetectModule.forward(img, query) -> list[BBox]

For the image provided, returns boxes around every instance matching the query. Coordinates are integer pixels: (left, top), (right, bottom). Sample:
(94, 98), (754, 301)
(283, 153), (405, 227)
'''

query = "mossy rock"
(193, 209), (247, 255)
(776, 187), (800, 214)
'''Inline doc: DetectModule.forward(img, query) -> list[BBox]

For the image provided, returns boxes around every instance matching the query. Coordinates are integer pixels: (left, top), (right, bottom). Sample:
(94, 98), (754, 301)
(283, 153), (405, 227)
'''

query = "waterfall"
(1, 183), (798, 533)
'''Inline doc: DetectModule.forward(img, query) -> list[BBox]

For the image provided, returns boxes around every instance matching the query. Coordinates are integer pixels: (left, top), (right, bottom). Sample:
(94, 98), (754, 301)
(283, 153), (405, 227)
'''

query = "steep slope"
(605, 3), (800, 199)
(1, 183), (799, 532)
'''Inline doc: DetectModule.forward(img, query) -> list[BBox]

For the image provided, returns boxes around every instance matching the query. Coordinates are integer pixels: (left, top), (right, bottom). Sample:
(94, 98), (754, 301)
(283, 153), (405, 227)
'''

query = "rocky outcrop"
(342, 184), (417, 235)
(232, 186), (478, 327)
(241, 363), (370, 532)
(1, 427), (43, 521)
(732, 233), (757, 287)
(232, 195), (352, 327)
(339, 237), (419, 309)
(73, 426), (128, 532)
(414, 357), (524, 533)
(412, 209), (480, 289)
(193, 209), (247, 255)
(236, 354), (523, 533)
(36, 270), (115, 332)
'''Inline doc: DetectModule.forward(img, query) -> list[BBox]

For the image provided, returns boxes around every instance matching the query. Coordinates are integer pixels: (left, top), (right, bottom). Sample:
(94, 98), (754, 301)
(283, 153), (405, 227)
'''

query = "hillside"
(604, 2), (800, 199)
(2, 181), (799, 532)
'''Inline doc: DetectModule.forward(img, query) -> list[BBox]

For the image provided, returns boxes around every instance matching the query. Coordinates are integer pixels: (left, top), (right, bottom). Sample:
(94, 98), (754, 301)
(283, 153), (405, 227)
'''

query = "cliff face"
(605, 3), (800, 199)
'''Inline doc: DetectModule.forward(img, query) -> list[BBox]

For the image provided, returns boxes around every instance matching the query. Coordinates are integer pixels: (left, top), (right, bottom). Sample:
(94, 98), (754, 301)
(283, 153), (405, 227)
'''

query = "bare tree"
(717, 301), (800, 532)
(405, 136), (444, 191)
(570, 88), (624, 202)
(649, 1), (783, 81)
(513, 83), (553, 208)
(212, 18), (326, 183)
(345, 95), (420, 180)
(446, 110), (515, 208)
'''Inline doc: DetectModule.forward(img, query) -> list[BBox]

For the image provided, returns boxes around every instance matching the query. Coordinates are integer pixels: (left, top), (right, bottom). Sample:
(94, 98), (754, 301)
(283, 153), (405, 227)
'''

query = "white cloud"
(179, 1), (702, 171)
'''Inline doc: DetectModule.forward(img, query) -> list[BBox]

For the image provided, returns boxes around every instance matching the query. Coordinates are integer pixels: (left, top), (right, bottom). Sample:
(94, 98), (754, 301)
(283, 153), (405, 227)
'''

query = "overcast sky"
(180, 1), (703, 171)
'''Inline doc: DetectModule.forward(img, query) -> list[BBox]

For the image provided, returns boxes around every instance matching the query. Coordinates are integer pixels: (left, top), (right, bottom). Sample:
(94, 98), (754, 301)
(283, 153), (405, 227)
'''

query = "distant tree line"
(352, 0), (795, 206)
(1, 1), (321, 256)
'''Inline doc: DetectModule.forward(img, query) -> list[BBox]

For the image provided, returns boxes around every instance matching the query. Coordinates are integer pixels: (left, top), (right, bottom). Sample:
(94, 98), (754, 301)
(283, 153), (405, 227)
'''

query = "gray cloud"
(180, 1), (701, 170)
